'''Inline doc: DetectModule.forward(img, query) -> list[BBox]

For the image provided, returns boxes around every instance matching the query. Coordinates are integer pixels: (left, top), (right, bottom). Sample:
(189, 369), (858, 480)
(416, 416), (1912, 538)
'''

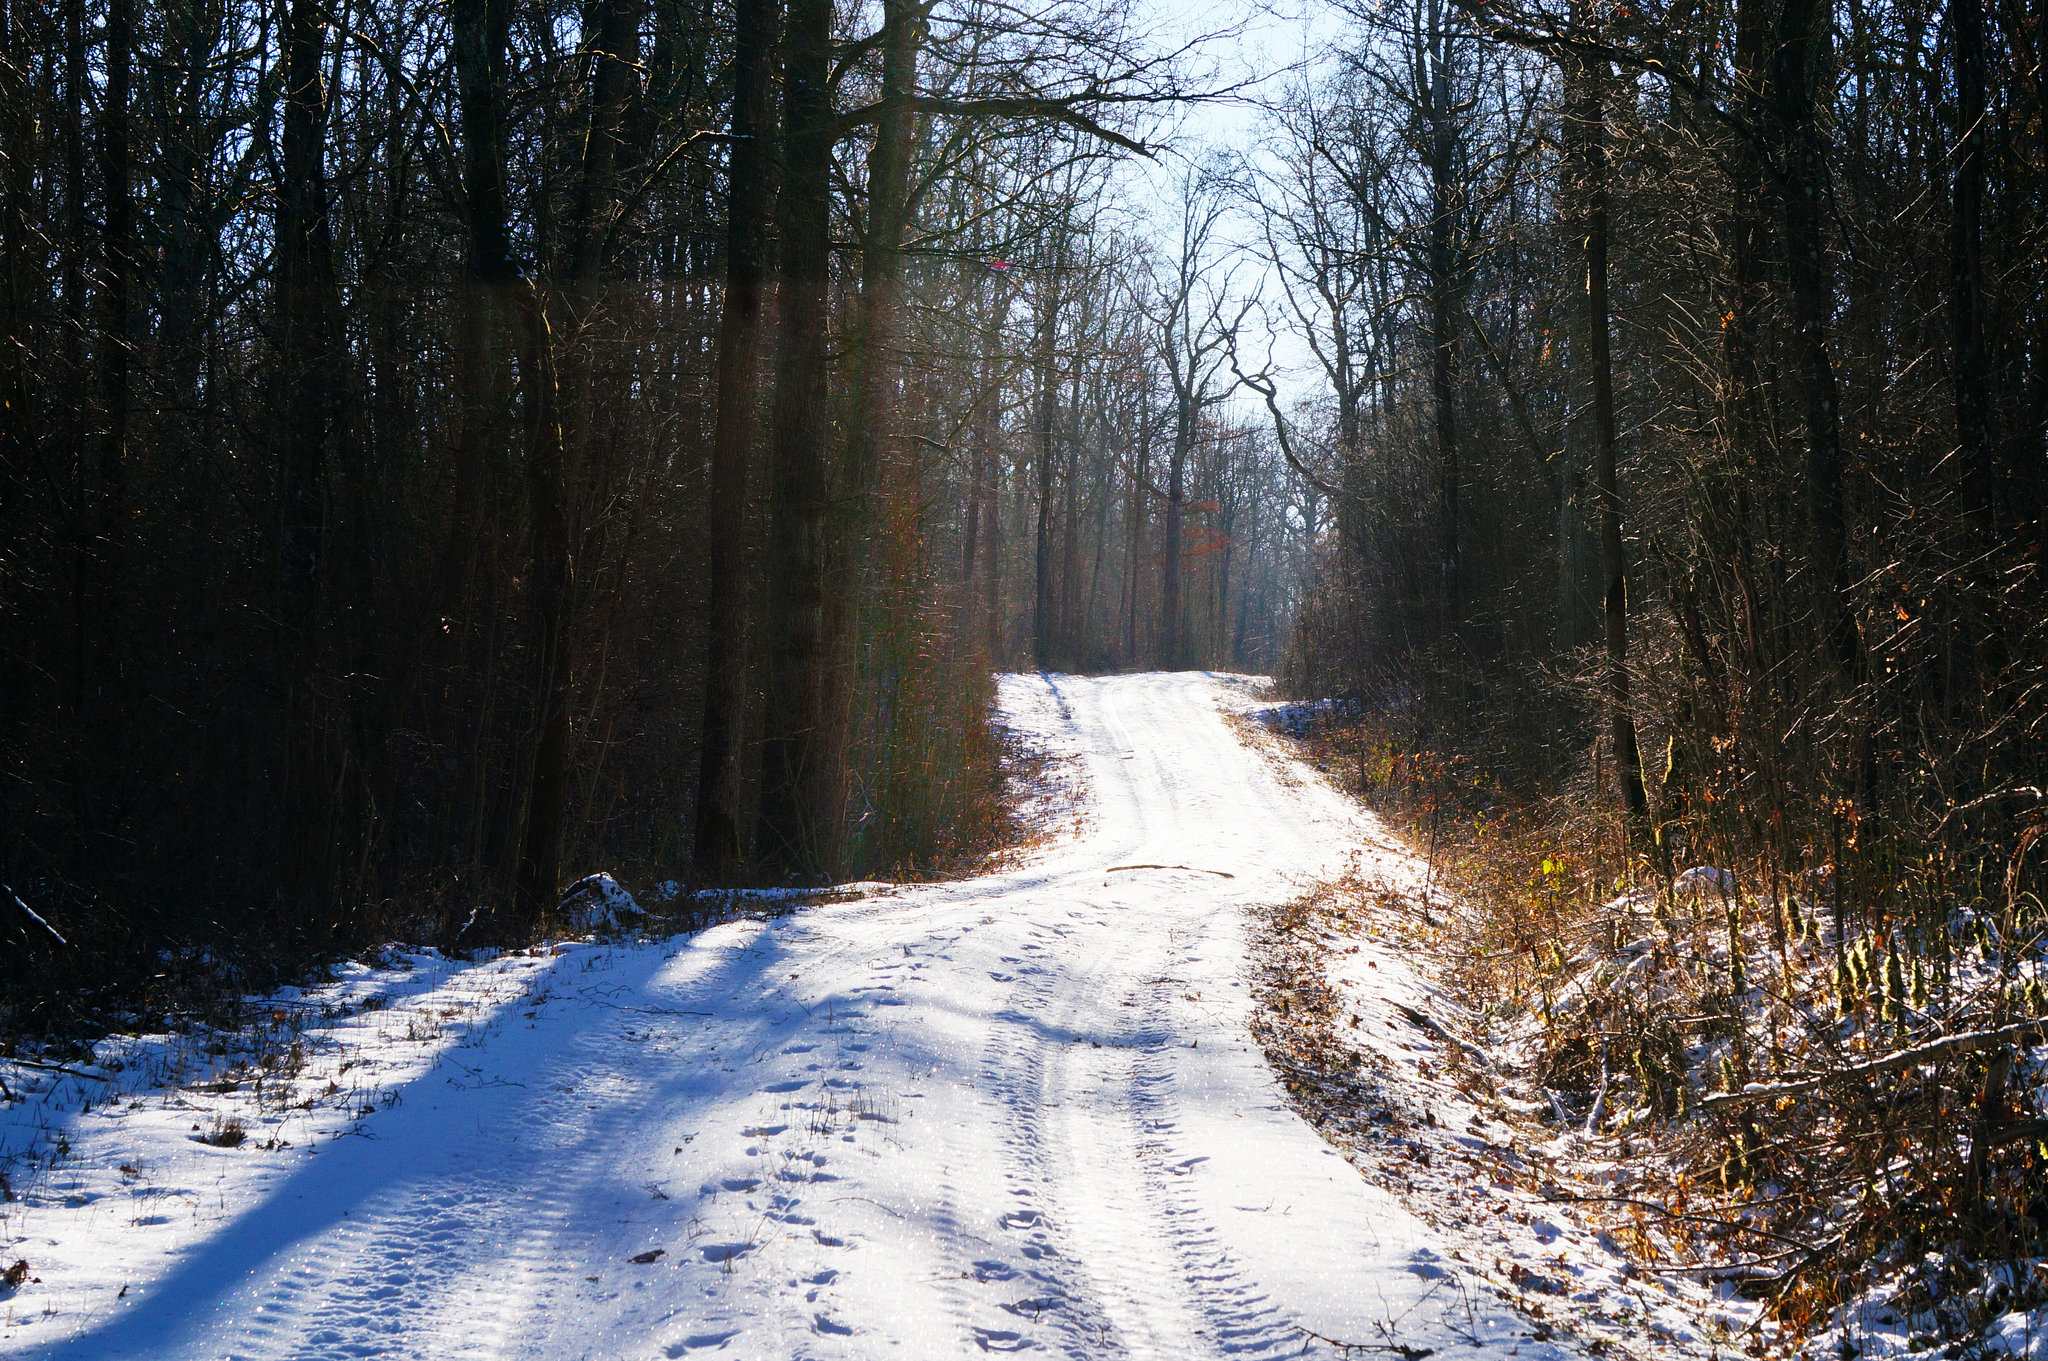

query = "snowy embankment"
(11, 671), (1612, 1360)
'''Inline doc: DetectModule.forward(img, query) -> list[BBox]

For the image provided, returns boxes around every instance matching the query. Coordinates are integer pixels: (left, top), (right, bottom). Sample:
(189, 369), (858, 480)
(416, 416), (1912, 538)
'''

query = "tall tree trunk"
(564, 0), (641, 288)
(453, 0), (571, 924)
(2031, 0), (2048, 558)
(1334, 384), (1369, 667)
(1423, 20), (1460, 656)
(984, 408), (1004, 663)
(818, 0), (922, 853)
(1033, 277), (1059, 668)
(1569, 42), (1651, 828)
(1721, 0), (1768, 467)
(442, 0), (517, 654)
(1162, 401), (1190, 668)
(1058, 362), (1084, 650)
(0, 0), (26, 496)
(512, 293), (569, 924)
(755, 0), (838, 878)
(692, 0), (780, 877)
(517, 0), (642, 915)
(1770, 0), (1859, 680)
(962, 320), (996, 635)
(62, 0), (87, 722)
(1950, 0), (1991, 514)
(276, 0), (346, 902)
(279, 0), (341, 596)
(1123, 404), (1148, 664)
(98, 0), (132, 696)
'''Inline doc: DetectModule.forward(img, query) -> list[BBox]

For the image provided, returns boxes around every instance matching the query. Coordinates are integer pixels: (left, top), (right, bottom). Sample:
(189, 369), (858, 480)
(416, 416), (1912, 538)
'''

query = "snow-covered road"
(13, 672), (1571, 1360)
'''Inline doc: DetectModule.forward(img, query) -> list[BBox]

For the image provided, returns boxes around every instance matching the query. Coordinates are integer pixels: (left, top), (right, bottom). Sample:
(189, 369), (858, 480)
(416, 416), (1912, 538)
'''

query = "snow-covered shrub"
(557, 874), (641, 932)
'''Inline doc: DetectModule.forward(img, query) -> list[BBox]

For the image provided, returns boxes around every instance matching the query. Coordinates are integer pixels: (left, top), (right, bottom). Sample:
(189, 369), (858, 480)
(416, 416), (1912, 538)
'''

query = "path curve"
(34, 672), (1565, 1360)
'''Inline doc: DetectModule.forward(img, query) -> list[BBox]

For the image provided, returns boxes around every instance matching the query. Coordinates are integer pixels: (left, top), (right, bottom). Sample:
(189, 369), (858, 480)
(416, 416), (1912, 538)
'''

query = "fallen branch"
(1105, 864), (1235, 878)
(1701, 1019), (2048, 1110)
(5, 884), (67, 946)
(1, 1056), (113, 1082)
(1539, 1188), (1823, 1255)
(1987, 1117), (2048, 1148)
(1292, 1323), (1438, 1358)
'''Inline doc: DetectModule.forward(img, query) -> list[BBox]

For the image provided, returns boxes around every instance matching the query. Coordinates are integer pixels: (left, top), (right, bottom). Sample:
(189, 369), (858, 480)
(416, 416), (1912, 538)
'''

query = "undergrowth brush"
(3, 689), (1059, 1089)
(1274, 701), (2048, 1357)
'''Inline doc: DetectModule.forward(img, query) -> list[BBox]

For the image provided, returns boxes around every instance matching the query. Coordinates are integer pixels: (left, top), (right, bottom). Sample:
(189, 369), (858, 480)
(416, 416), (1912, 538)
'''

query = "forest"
(0, 0), (1311, 1007)
(1, 0), (2046, 1334)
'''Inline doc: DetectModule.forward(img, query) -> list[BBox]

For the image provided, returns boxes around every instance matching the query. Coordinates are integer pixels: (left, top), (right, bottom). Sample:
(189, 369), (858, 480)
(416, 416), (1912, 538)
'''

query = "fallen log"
(1701, 1019), (2047, 1111)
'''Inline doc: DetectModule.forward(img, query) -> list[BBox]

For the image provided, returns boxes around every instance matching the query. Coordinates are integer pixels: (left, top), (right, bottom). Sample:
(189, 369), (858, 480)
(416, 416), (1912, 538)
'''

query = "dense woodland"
(1244, 0), (2048, 1323)
(2, 0), (2047, 1319)
(0, 0), (1308, 1012)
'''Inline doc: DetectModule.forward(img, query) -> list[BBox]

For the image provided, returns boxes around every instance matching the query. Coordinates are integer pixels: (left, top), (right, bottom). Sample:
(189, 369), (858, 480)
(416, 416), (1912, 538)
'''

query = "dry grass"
(1258, 702), (2048, 1352)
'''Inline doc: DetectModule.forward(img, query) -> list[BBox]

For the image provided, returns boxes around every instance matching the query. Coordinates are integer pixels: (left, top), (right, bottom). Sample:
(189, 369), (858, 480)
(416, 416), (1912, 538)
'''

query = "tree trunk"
(1058, 361), (1084, 653)
(693, 0), (780, 877)
(962, 318), (996, 632)
(1162, 399), (1192, 670)
(1033, 276), (1059, 668)
(1569, 42), (1652, 828)
(1722, 0), (1768, 477)
(452, 0), (572, 925)
(517, 0), (642, 915)
(276, 0), (346, 901)
(511, 292), (569, 924)
(98, 0), (132, 694)
(1950, 0), (1991, 515)
(1423, 31), (1460, 656)
(817, 0), (922, 854)
(62, 0), (87, 722)
(755, 0), (838, 878)
(1769, 0), (1860, 680)
(440, 0), (517, 648)
(0, 0), (27, 502)
(1123, 403), (1148, 664)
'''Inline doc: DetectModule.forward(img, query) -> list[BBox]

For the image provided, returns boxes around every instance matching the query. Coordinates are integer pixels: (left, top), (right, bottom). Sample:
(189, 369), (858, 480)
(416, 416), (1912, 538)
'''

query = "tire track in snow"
(972, 911), (1131, 1356)
(24, 673), (1566, 1361)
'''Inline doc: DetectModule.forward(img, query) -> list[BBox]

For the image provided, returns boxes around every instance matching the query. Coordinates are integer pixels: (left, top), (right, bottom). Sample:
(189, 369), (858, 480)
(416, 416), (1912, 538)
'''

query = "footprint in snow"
(971, 1326), (1032, 1352)
(1408, 1248), (1452, 1280)
(663, 1331), (740, 1355)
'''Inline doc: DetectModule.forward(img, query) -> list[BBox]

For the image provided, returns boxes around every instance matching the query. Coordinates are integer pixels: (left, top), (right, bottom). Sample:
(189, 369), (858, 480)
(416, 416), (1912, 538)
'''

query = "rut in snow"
(8, 672), (1573, 1361)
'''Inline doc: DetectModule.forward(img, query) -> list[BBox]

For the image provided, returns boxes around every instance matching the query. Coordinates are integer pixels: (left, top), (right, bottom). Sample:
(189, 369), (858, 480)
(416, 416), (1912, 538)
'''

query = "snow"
(1237, 862), (1752, 1360)
(6, 671), (1597, 1359)
(1669, 866), (1736, 899)
(562, 873), (643, 931)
